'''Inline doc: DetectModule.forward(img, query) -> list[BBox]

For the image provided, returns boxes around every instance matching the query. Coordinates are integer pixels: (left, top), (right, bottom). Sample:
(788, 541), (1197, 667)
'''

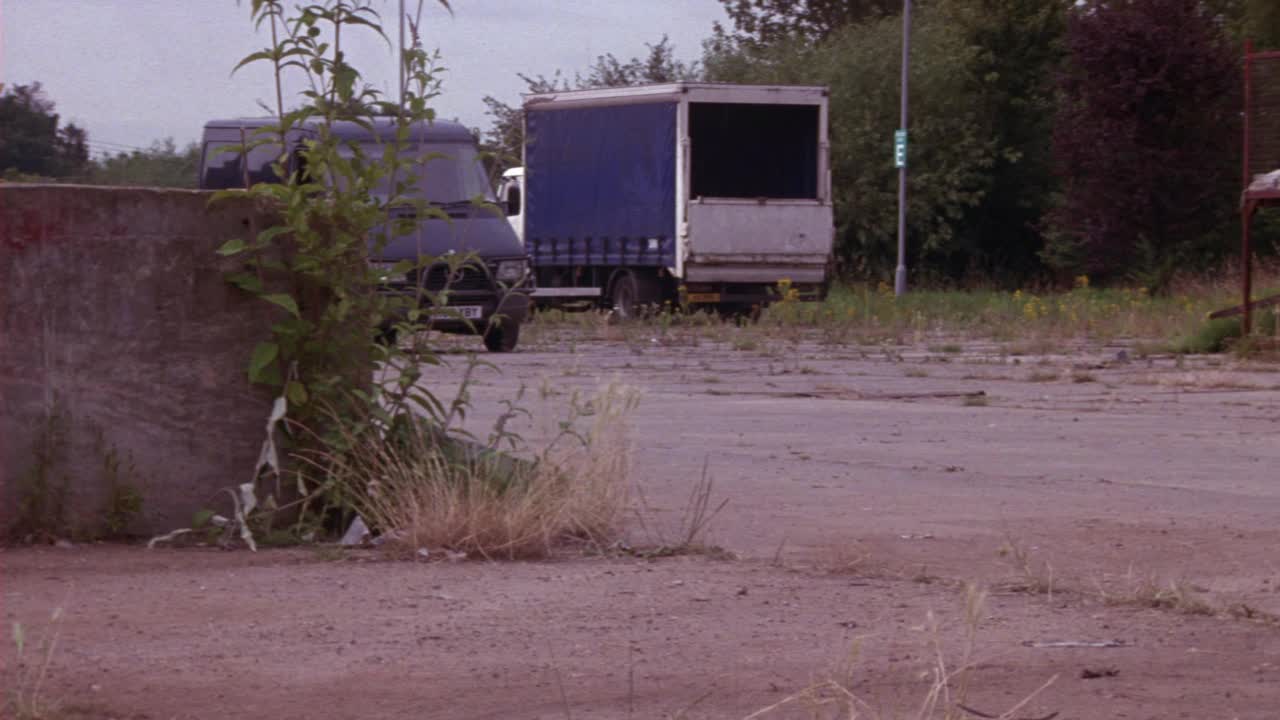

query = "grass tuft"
(1102, 575), (1214, 616)
(6, 608), (64, 720)
(1176, 311), (1278, 355)
(320, 383), (638, 560)
(998, 535), (1055, 597)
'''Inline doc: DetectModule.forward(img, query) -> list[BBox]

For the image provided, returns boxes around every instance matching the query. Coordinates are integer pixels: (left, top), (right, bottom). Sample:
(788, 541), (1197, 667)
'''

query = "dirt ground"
(5, 329), (1280, 719)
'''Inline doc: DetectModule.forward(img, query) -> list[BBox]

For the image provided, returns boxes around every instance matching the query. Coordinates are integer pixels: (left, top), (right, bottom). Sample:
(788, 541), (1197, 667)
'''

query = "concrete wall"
(1, 185), (277, 538)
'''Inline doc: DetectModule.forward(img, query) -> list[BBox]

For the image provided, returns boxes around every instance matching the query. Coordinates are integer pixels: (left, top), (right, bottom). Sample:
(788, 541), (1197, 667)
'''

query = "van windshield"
(345, 142), (495, 204)
(201, 140), (283, 189)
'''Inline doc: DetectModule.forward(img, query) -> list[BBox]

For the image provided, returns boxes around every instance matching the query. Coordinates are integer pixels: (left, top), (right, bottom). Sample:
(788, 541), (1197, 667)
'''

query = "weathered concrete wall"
(1, 185), (276, 538)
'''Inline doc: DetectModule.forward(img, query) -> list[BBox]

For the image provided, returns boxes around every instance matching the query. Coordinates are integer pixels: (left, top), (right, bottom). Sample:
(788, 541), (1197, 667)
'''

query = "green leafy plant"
(154, 1), (620, 555)
(14, 408), (70, 542)
(203, 1), (479, 534)
(94, 429), (144, 538)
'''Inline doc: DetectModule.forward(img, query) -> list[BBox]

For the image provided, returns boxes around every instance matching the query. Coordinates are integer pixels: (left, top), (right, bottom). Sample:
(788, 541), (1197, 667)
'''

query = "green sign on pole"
(894, 129), (907, 168)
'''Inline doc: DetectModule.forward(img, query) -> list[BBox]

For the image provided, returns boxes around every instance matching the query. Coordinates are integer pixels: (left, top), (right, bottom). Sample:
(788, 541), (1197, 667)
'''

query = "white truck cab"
(498, 166), (525, 243)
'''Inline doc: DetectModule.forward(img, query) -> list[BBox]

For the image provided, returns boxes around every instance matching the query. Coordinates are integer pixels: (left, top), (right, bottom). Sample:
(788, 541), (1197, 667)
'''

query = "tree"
(479, 73), (567, 173)
(1047, 0), (1239, 289)
(1241, 0), (1280, 49)
(576, 35), (701, 88)
(480, 36), (700, 171)
(0, 82), (89, 178)
(704, 7), (1001, 279)
(714, 0), (897, 45)
(89, 139), (201, 188)
(941, 0), (1068, 282)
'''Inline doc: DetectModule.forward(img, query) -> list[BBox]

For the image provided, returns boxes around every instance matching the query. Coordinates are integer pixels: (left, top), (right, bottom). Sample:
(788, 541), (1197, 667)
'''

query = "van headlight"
(494, 259), (527, 282)
(370, 261), (402, 282)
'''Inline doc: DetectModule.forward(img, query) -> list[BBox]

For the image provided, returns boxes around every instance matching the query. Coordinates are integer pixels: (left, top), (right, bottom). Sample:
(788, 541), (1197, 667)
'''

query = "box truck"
(498, 83), (834, 317)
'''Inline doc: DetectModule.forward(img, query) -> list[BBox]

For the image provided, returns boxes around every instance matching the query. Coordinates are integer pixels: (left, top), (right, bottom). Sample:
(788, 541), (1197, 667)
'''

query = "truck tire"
(609, 272), (640, 320)
(483, 321), (520, 352)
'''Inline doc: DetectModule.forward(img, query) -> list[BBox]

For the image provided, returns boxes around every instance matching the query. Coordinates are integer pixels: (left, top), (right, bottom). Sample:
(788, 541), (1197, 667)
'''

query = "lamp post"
(894, 0), (911, 297)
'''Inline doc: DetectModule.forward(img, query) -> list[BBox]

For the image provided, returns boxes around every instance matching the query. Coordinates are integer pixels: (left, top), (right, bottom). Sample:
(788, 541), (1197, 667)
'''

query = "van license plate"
(431, 305), (483, 321)
(686, 292), (721, 303)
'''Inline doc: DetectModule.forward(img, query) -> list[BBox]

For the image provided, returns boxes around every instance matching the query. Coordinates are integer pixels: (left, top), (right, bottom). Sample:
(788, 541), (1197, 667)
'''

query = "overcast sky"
(1, 0), (727, 155)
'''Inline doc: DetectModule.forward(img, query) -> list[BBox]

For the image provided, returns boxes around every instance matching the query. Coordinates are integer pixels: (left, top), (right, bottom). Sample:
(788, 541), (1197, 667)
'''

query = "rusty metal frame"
(1237, 41), (1280, 333)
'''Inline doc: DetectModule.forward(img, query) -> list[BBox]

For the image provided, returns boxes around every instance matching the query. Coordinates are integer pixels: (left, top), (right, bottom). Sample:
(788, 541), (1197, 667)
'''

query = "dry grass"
(1126, 370), (1271, 390)
(1099, 573), (1214, 616)
(6, 608), (64, 720)
(996, 538), (1275, 627)
(821, 541), (874, 575)
(326, 383), (638, 560)
(746, 584), (1059, 720)
(627, 460), (733, 559)
(997, 536), (1055, 598)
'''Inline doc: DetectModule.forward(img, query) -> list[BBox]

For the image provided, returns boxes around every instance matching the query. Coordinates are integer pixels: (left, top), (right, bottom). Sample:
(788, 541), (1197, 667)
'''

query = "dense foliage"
(89, 140), (200, 188)
(706, 4), (1018, 279)
(0, 83), (89, 179)
(0, 83), (197, 187)
(7, 0), (1279, 288)
(1047, 0), (1240, 290)
(479, 36), (700, 171)
(714, 0), (898, 44)
(700, 0), (1266, 288)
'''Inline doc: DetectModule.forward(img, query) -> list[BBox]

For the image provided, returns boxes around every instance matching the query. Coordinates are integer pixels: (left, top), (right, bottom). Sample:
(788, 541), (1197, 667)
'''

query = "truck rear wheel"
(609, 272), (640, 320)
(609, 270), (666, 320)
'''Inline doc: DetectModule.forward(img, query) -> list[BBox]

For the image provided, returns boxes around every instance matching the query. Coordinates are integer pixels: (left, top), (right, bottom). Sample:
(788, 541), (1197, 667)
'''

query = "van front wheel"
(483, 321), (520, 352)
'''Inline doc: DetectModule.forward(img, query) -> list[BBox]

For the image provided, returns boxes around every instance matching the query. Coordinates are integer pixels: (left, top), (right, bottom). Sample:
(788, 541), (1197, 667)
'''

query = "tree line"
(483, 0), (1280, 289)
(6, 0), (1280, 289)
(0, 82), (199, 189)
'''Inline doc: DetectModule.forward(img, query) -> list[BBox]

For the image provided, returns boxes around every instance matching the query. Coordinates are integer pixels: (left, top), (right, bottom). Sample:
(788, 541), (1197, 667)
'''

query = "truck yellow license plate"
(686, 292), (721, 303)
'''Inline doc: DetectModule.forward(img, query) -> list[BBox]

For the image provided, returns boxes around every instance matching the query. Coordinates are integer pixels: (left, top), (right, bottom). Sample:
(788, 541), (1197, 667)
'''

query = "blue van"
(198, 117), (532, 352)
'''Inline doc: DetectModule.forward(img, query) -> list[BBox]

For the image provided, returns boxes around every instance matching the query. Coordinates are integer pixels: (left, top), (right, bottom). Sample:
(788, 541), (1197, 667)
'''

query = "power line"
(89, 139), (148, 151)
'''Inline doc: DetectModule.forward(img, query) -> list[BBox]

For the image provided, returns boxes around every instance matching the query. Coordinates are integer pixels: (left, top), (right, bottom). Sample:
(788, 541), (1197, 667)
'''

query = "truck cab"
(499, 166), (525, 243)
(198, 117), (532, 351)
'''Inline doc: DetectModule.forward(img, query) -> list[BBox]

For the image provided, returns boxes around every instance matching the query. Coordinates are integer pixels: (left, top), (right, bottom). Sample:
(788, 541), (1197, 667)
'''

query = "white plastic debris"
(340, 516), (371, 546)
(1249, 170), (1280, 192)
(146, 528), (192, 549)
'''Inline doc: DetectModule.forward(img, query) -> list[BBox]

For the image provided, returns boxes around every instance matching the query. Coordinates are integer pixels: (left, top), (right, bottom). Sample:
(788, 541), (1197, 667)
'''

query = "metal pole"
(1243, 40), (1254, 335)
(398, 0), (406, 112)
(894, 0), (911, 297)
